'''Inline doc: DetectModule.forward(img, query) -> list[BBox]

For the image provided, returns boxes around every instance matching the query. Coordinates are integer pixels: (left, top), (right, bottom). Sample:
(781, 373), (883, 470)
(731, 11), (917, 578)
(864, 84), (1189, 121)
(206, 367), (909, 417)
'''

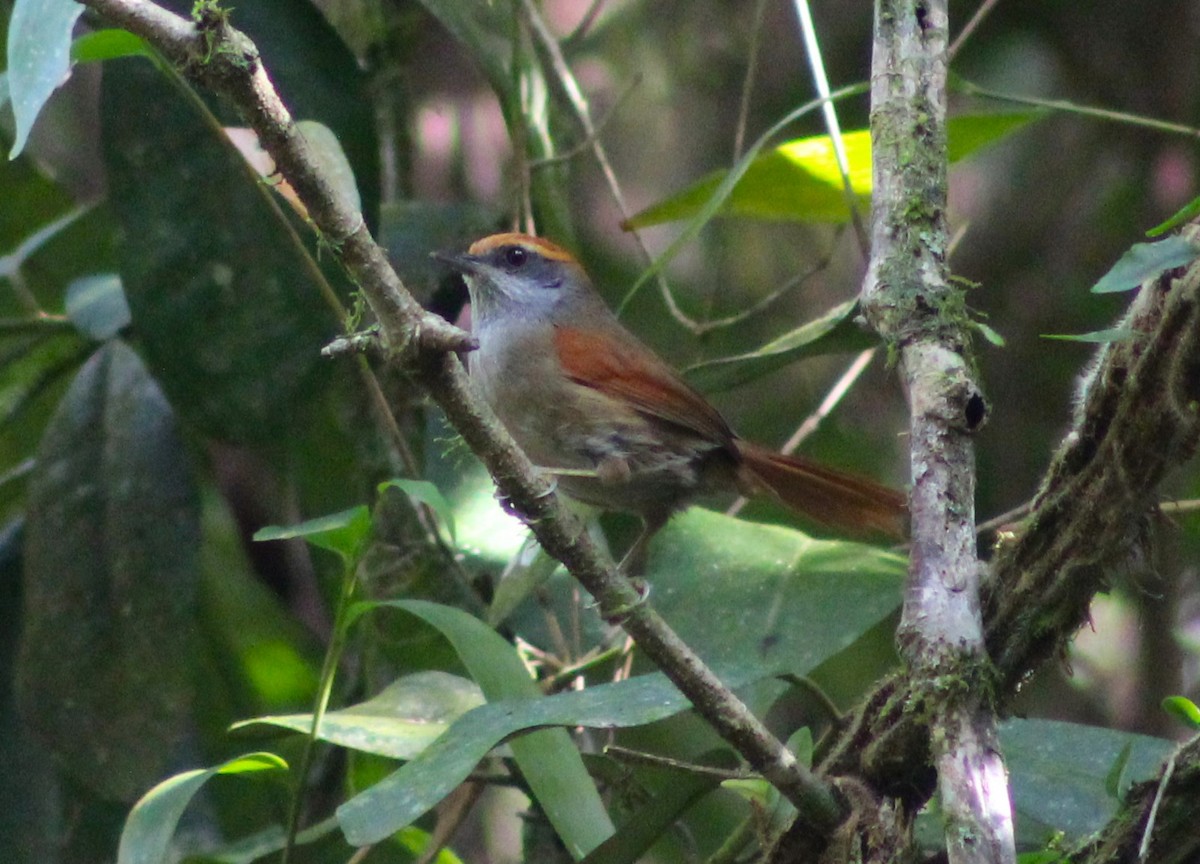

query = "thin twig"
(733, 0), (771, 161)
(948, 0), (1003, 61)
(958, 79), (1200, 140)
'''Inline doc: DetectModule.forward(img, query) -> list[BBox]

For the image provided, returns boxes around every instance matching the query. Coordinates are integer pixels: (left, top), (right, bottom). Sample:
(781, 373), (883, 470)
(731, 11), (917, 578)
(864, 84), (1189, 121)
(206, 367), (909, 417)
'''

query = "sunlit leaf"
(72, 28), (151, 63)
(625, 112), (1039, 228)
(1161, 695), (1200, 730)
(1091, 236), (1200, 293)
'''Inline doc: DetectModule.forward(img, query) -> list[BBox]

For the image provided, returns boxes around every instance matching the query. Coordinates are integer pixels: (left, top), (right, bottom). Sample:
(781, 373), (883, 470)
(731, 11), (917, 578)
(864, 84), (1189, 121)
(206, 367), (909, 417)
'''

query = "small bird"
(435, 232), (906, 573)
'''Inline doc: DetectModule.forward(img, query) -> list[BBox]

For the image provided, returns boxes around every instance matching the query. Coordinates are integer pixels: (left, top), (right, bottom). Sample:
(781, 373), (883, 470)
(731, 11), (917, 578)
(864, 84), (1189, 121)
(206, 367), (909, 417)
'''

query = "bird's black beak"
(430, 249), (481, 275)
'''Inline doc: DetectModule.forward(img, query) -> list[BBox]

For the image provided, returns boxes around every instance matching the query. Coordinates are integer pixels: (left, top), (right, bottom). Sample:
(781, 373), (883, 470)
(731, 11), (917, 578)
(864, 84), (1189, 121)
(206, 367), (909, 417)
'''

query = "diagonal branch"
(79, 0), (846, 843)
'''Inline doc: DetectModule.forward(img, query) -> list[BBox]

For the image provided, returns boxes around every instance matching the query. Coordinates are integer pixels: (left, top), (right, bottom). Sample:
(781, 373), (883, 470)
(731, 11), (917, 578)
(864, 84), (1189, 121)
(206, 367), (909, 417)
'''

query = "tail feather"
(736, 441), (908, 540)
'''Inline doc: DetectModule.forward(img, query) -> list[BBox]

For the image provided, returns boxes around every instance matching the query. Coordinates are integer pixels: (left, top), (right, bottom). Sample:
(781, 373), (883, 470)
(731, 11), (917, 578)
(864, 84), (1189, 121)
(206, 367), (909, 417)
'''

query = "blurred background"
(3, 0), (1200, 861)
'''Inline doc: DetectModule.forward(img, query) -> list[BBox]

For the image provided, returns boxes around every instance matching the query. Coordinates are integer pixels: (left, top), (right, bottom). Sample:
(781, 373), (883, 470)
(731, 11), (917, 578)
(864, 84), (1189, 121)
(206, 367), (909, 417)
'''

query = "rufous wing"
(553, 325), (735, 445)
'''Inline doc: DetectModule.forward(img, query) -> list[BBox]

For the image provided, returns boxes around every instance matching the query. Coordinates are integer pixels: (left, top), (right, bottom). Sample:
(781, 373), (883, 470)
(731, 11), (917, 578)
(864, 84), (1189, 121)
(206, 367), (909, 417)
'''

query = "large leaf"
(5, 0), (84, 158)
(626, 112), (1038, 228)
(1000, 718), (1173, 845)
(17, 341), (201, 801)
(101, 0), (379, 446)
(101, 57), (340, 445)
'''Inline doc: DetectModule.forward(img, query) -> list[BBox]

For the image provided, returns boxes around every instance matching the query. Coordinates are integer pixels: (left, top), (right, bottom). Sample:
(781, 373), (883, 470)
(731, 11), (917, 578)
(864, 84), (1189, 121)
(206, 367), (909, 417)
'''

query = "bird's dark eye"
(503, 246), (529, 268)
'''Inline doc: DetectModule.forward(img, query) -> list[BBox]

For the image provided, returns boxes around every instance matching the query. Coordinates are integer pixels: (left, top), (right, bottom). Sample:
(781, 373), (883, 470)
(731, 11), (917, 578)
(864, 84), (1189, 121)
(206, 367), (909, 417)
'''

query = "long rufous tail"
(736, 441), (908, 540)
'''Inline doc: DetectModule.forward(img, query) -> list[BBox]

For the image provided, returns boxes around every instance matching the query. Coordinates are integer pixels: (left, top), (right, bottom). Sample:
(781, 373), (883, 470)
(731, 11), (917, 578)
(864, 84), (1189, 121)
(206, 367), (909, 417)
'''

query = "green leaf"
(18, 341), (201, 801)
(233, 671), (485, 759)
(1041, 327), (1133, 344)
(625, 112), (1038, 228)
(72, 29), (152, 63)
(339, 515), (903, 848)
(380, 478), (457, 546)
(64, 273), (131, 340)
(102, 58), (342, 444)
(1146, 194), (1200, 238)
(338, 671), (687, 848)
(581, 752), (734, 864)
(486, 538), (561, 626)
(1091, 236), (1200, 293)
(1161, 695), (1200, 730)
(341, 600), (615, 857)
(1104, 741), (1132, 800)
(1001, 718), (1173, 845)
(296, 120), (362, 215)
(253, 505), (371, 563)
(6, 0), (85, 158)
(644, 509), (905, 671)
(682, 299), (872, 392)
(117, 752), (287, 864)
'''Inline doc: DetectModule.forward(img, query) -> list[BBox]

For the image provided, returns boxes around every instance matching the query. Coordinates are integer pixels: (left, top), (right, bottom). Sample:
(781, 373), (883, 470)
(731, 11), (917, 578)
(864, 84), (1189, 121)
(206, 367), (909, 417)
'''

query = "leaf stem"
(282, 559), (359, 864)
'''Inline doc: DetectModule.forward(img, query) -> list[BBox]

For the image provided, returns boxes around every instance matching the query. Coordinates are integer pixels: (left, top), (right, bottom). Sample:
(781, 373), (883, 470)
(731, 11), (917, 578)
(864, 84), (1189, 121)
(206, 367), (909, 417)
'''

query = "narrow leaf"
(233, 671), (485, 760)
(253, 506), (371, 562)
(1091, 237), (1200, 293)
(117, 753), (287, 864)
(380, 478), (457, 545)
(682, 299), (870, 392)
(1041, 327), (1133, 344)
(1146, 194), (1200, 238)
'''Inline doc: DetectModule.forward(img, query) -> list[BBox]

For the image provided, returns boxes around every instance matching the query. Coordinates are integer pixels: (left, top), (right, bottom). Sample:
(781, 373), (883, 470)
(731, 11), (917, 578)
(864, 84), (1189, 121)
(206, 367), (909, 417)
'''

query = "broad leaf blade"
(626, 112), (1039, 228)
(6, 0), (84, 158)
(1091, 237), (1200, 293)
(18, 341), (201, 800)
(1001, 718), (1172, 845)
